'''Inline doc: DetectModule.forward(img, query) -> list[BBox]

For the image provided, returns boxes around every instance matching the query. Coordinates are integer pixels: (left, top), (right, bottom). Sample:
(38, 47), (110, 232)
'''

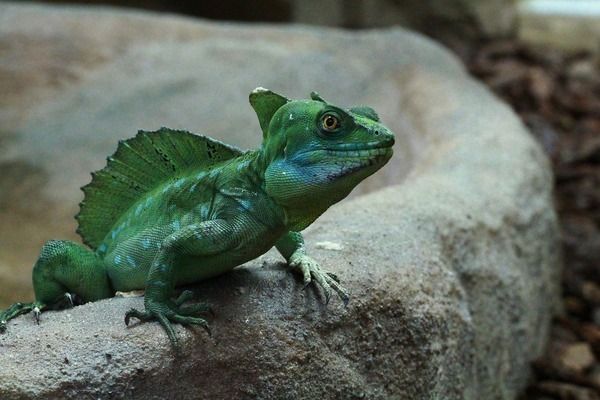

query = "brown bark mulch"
(455, 40), (600, 400)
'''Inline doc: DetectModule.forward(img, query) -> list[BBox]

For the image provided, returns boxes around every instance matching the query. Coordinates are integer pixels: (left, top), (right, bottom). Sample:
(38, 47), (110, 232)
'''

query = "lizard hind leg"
(1, 239), (114, 333)
(33, 240), (113, 305)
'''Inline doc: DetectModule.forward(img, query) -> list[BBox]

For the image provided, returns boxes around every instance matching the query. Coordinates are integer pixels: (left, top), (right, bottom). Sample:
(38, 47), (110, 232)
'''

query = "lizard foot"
(0, 301), (46, 333)
(124, 299), (211, 347)
(289, 254), (349, 306)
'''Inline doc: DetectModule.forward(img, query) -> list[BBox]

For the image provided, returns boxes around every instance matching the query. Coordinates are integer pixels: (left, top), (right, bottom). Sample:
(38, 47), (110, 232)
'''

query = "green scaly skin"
(0, 89), (395, 347)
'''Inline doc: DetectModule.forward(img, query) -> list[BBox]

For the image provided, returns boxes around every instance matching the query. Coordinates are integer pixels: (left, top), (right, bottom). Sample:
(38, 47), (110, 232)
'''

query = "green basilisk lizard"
(0, 88), (395, 346)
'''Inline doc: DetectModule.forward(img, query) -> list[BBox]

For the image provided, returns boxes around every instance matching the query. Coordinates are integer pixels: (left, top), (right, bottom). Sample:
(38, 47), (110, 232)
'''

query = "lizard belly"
(103, 225), (173, 291)
(104, 247), (157, 292)
(174, 254), (247, 284)
(106, 222), (284, 290)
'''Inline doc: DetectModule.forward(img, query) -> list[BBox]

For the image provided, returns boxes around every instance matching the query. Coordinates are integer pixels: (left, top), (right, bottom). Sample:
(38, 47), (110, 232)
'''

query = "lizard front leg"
(276, 231), (349, 305)
(125, 220), (236, 347)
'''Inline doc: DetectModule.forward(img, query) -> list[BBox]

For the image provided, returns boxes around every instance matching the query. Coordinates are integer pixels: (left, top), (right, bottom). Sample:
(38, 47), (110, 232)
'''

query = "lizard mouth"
(292, 137), (394, 176)
(323, 137), (395, 160)
(325, 137), (395, 153)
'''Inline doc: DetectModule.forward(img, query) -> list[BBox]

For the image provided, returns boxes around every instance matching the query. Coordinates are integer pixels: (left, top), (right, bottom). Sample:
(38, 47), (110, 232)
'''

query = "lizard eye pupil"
(322, 114), (340, 132)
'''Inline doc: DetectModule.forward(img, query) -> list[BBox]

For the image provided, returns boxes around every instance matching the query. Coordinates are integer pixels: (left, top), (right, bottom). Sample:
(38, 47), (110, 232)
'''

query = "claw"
(33, 307), (41, 325)
(0, 320), (6, 333)
(124, 308), (149, 326)
(335, 289), (350, 307)
(327, 277), (350, 307)
(195, 319), (211, 337)
(64, 293), (74, 308)
(326, 272), (340, 283)
(335, 284), (350, 307)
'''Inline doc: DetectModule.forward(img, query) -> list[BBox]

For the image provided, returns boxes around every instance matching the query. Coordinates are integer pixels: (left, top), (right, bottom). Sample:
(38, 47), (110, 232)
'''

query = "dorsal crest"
(76, 128), (243, 249)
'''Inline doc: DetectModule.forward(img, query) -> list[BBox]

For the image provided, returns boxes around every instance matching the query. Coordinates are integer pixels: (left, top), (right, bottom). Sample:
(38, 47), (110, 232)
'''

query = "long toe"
(326, 272), (340, 283)
(311, 270), (333, 304)
(156, 313), (179, 347)
(177, 303), (212, 316)
(329, 279), (350, 306)
(124, 308), (150, 325)
(172, 315), (211, 336)
(124, 303), (212, 348)
(175, 290), (195, 306)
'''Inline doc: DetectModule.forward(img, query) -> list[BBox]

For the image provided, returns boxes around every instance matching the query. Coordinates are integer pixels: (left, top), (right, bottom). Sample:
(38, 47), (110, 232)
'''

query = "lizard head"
(250, 88), (395, 228)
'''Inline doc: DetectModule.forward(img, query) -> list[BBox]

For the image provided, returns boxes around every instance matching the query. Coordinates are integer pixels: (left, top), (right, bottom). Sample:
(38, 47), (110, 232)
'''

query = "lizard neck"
(258, 152), (351, 232)
(243, 149), (269, 189)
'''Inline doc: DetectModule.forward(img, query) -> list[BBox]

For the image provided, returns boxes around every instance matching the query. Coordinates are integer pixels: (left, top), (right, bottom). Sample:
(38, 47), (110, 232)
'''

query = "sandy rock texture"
(0, 3), (560, 400)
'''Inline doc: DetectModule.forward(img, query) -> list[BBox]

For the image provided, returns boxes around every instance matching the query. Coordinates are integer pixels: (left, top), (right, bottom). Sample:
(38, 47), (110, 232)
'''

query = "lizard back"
(75, 128), (244, 250)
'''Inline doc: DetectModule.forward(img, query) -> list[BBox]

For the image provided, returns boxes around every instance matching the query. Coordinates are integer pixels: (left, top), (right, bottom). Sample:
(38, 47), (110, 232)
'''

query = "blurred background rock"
(37, 0), (519, 40)
(33, 0), (600, 54)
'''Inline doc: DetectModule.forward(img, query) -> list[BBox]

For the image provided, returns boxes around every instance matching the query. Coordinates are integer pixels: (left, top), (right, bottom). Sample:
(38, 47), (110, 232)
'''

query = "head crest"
(350, 106), (380, 122)
(249, 87), (289, 137)
(310, 91), (326, 103)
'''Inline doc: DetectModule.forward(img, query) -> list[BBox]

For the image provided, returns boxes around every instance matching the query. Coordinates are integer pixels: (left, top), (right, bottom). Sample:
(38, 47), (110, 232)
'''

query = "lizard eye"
(321, 113), (340, 132)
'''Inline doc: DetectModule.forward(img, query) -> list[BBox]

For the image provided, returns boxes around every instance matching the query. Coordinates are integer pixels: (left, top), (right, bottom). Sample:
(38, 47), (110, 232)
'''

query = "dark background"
(41, 0), (294, 23)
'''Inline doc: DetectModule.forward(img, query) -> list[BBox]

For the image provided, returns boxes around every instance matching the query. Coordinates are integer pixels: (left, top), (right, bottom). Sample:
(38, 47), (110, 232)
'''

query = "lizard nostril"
(374, 130), (380, 135)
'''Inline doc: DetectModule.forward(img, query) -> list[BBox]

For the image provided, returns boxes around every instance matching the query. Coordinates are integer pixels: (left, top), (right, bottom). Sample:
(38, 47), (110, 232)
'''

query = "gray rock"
(290, 0), (518, 38)
(0, 3), (560, 400)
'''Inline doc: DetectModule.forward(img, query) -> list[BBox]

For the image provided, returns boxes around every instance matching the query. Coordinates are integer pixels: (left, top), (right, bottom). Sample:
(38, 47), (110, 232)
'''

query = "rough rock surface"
(0, 3), (560, 400)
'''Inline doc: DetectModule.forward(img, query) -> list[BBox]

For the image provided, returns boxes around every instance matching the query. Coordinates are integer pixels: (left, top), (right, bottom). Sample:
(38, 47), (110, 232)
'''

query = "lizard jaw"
(324, 136), (395, 153)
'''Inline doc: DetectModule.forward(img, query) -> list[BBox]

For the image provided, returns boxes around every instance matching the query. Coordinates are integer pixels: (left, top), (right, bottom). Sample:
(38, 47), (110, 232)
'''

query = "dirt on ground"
(453, 39), (600, 400)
